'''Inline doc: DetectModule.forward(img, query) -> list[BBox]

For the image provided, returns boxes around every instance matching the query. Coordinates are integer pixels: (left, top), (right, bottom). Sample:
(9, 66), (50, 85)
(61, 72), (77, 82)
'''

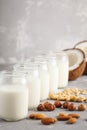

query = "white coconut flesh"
(66, 49), (84, 71)
(75, 42), (87, 61)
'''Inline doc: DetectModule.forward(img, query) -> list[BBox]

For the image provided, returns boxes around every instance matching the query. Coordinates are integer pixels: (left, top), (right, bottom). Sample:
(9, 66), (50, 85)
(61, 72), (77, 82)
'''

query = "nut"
(57, 113), (71, 121)
(46, 103), (55, 111)
(63, 101), (70, 109)
(84, 98), (87, 103)
(67, 117), (77, 124)
(58, 112), (67, 117)
(41, 117), (57, 125)
(70, 95), (77, 102)
(68, 113), (80, 118)
(29, 113), (47, 120)
(76, 96), (85, 102)
(78, 104), (86, 111)
(44, 102), (50, 109)
(37, 104), (45, 111)
(54, 101), (62, 108)
(68, 103), (76, 111)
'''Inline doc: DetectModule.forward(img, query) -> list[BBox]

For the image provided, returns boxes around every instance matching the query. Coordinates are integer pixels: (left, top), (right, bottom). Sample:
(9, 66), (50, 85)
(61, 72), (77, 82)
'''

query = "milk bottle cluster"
(0, 51), (69, 121)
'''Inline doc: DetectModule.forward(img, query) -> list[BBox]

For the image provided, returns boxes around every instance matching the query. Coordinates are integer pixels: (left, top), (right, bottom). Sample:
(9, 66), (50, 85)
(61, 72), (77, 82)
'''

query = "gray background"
(0, 0), (87, 63)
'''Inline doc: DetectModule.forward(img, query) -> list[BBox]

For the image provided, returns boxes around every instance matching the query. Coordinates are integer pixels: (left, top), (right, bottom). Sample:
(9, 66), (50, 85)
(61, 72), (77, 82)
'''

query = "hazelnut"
(54, 101), (62, 108)
(68, 103), (76, 111)
(78, 104), (86, 111)
(46, 103), (55, 111)
(44, 102), (50, 109)
(37, 104), (45, 111)
(63, 101), (70, 109)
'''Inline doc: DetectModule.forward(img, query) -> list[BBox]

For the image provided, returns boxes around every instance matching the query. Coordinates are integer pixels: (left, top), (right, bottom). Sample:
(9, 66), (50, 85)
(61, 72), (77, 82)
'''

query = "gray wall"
(0, 0), (87, 63)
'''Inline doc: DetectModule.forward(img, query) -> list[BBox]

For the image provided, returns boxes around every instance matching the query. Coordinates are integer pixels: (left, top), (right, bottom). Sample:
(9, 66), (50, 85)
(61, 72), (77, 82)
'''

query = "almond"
(68, 117), (77, 124)
(29, 113), (47, 120)
(68, 113), (80, 118)
(57, 115), (71, 121)
(41, 117), (57, 125)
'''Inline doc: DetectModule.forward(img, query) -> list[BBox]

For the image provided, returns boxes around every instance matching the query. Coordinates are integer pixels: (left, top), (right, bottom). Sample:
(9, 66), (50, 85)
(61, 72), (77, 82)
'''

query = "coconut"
(64, 48), (86, 81)
(74, 40), (87, 75)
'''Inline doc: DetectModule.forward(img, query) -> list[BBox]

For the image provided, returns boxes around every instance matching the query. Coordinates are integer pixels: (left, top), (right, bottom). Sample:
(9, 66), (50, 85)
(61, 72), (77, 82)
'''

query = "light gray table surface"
(0, 76), (87, 130)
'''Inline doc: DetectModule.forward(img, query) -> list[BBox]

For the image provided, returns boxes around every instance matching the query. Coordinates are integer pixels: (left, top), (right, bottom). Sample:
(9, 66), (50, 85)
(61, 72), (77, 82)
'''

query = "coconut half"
(74, 40), (87, 75)
(64, 48), (86, 81)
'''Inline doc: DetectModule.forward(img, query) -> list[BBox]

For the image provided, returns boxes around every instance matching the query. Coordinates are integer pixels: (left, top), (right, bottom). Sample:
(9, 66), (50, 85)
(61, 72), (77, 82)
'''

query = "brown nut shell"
(67, 117), (77, 124)
(41, 117), (57, 125)
(78, 104), (86, 111)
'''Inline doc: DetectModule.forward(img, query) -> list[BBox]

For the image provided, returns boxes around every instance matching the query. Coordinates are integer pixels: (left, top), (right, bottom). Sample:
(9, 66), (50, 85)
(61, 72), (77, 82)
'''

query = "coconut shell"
(69, 59), (86, 81)
(74, 40), (87, 75)
(64, 48), (86, 81)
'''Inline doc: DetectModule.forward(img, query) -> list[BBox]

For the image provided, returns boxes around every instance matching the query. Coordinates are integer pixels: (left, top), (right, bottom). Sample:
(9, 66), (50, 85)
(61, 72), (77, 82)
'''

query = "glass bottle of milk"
(25, 65), (41, 109)
(46, 55), (59, 93)
(34, 58), (50, 101)
(13, 64), (41, 110)
(56, 51), (69, 88)
(0, 72), (28, 121)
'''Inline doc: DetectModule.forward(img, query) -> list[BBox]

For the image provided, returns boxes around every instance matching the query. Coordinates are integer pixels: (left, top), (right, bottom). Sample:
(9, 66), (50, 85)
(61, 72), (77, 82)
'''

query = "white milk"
(38, 62), (49, 100)
(56, 52), (69, 88)
(34, 57), (50, 100)
(47, 56), (58, 93)
(0, 84), (28, 121)
(27, 68), (41, 109)
(13, 63), (41, 109)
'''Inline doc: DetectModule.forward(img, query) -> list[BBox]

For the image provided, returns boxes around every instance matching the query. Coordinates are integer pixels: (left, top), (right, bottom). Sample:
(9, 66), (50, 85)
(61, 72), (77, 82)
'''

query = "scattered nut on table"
(78, 104), (86, 111)
(67, 117), (77, 124)
(29, 113), (47, 120)
(57, 113), (71, 121)
(41, 117), (57, 125)
(63, 101), (70, 109)
(54, 101), (62, 108)
(68, 103), (76, 111)
(45, 103), (56, 111)
(68, 113), (80, 118)
(37, 104), (45, 111)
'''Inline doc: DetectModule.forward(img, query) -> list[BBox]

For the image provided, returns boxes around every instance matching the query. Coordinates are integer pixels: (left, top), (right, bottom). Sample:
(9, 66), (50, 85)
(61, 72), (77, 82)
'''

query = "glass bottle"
(56, 51), (69, 88)
(34, 57), (50, 101)
(0, 72), (28, 121)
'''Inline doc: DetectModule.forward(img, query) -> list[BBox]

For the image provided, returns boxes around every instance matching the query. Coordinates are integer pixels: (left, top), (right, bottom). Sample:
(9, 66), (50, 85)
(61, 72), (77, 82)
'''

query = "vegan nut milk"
(34, 57), (50, 101)
(56, 52), (69, 88)
(0, 74), (28, 121)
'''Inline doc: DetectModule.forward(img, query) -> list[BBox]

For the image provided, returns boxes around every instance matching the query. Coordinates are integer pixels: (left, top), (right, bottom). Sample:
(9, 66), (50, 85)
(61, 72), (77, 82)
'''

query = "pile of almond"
(28, 112), (80, 125)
